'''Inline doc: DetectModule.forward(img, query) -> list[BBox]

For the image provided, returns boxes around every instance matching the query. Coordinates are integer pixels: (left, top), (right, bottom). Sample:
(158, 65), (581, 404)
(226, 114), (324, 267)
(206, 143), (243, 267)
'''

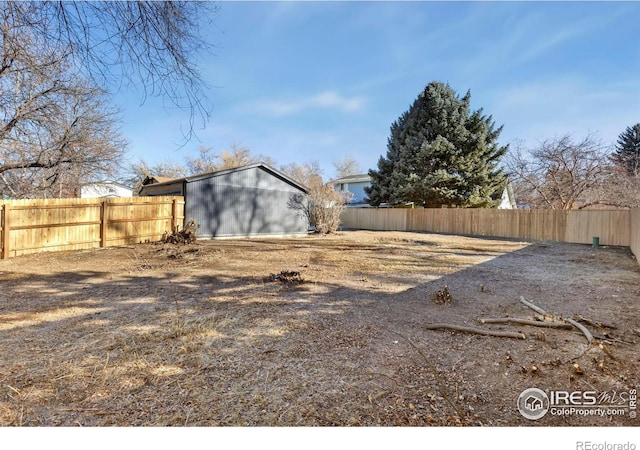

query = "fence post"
(172, 197), (179, 232)
(1, 204), (9, 259)
(100, 200), (108, 248)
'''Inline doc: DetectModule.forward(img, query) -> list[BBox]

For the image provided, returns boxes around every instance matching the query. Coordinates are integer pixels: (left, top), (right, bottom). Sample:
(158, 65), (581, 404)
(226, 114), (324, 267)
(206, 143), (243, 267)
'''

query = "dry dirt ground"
(0, 230), (639, 427)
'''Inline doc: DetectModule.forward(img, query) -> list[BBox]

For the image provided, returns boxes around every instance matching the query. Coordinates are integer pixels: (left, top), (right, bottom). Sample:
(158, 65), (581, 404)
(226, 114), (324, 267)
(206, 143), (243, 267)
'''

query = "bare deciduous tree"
(586, 165), (640, 209)
(185, 142), (277, 175)
(124, 160), (188, 195)
(128, 160), (188, 181)
(2, 1), (216, 134)
(506, 134), (611, 209)
(0, 14), (126, 198)
(283, 161), (352, 234)
(280, 161), (323, 187)
(2, 0), (219, 197)
(333, 155), (361, 179)
(126, 142), (278, 193)
(185, 146), (225, 175)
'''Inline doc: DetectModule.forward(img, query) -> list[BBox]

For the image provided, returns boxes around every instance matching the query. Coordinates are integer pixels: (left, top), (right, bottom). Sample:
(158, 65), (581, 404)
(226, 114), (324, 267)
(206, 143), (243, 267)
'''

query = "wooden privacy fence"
(341, 208), (636, 248)
(632, 208), (640, 261)
(0, 196), (185, 259)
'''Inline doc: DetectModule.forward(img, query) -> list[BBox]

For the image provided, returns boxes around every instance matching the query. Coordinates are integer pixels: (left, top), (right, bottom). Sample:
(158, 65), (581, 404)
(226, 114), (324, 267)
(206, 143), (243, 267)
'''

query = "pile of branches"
(162, 219), (199, 245)
(424, 297), (604, 342)
(263, 270), (304, 284)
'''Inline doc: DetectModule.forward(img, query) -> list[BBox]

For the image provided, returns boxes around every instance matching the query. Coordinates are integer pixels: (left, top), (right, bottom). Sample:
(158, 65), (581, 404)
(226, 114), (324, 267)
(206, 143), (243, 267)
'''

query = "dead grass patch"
(0, 231), (638, 426)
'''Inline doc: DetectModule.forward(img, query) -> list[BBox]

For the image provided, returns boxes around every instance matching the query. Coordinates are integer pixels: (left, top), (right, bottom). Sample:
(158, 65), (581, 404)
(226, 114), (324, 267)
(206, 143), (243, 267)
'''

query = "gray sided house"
(139, 164), (309, 238)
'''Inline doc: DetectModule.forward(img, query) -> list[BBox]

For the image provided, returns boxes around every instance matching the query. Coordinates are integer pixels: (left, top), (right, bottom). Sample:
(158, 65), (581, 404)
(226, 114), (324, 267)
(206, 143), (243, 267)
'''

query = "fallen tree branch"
(519, 296), (546, 315)
(478, 318), (572, 329)
(563, 317), (594, 344)
(519, 296), (593, 344)
(572, 314), (617, 330)
(425, 323), (526, 340)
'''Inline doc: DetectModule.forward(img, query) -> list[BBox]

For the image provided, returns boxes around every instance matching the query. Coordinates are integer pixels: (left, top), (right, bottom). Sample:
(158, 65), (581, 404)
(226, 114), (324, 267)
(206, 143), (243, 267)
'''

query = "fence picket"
(1, 204), (9, 259)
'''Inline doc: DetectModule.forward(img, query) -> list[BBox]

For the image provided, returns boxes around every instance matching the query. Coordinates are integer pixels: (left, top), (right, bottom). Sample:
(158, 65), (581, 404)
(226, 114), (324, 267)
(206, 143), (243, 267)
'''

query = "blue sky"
(116, 1), (640, 180)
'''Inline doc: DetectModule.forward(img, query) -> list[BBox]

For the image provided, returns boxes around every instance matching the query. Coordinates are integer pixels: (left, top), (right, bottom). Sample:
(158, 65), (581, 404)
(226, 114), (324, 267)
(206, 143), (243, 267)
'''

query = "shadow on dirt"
(0, 233), (638, 426)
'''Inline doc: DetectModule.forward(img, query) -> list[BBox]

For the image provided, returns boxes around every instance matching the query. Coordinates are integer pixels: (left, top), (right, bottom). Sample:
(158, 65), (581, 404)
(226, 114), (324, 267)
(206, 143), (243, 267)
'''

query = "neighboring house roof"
(330, 173), (372, 185)
(141, 175), (176, 186)
(140, 163), (309, 194)
(83, 180), (132, 189)
(497, 179), (517, 209)
(80, 181), (133, 198)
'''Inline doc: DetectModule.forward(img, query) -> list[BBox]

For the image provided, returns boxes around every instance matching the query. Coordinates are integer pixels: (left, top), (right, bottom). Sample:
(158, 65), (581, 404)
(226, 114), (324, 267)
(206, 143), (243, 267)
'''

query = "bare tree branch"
(2, 1), (217, 140)
(333, 155), (362, 179)
(283, 162), (352, 234)
(506, 133), (614, 209)
(0, 10), (127, 198)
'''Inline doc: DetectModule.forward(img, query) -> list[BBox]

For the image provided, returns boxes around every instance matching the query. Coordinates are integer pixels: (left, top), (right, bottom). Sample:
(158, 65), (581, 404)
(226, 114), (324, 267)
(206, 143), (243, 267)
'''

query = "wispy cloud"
(516, 4), (631, 67)
(450, 5), (628, 84)
(485, 76), (640, 146)
(513, 18), (599, 66)
(238, 90), (367, 117)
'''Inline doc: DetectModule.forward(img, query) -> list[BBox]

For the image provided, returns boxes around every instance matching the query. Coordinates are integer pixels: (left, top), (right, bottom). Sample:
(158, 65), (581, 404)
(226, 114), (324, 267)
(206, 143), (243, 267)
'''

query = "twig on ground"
(573, 314), (617, 330)
(425, 323), (526, 340)
(519, 296), (546, 315)
(478, 318), (572, 329)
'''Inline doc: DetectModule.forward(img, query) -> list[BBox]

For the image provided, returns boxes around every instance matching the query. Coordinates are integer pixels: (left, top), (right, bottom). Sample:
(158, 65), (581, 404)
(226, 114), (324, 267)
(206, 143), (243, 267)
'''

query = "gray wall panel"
(184, 166), (308, 238)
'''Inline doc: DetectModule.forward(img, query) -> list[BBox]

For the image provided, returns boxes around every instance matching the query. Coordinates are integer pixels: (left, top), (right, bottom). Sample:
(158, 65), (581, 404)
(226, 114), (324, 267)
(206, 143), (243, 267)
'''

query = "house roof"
(141, 163), (309, 193)
(82, 180), (133, 191)
(142, 175), (176, 186)
(330, 173), (372, 184)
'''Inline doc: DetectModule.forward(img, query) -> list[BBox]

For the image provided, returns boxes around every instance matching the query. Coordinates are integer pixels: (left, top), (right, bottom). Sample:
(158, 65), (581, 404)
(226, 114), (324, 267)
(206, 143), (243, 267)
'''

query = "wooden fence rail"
(0, 196), (184, 259)
(342, 207), (638, 254)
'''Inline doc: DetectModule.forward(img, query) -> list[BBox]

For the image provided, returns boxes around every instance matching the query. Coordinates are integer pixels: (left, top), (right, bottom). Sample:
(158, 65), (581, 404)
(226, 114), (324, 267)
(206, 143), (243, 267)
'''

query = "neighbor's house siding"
(331, 174), (372, 207)
(139, 164), (309, 238)
(342, 181), (370, 205)
(80, 181), (133, 198)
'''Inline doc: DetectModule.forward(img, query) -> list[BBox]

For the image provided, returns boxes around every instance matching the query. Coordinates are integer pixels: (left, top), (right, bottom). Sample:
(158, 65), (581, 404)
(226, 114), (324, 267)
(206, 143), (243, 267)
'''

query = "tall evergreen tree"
(612, 123), (640, 176)
(366, 81), (507, 208)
